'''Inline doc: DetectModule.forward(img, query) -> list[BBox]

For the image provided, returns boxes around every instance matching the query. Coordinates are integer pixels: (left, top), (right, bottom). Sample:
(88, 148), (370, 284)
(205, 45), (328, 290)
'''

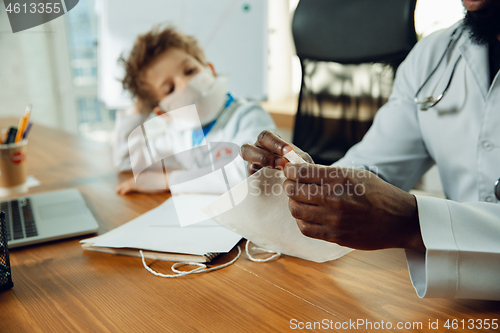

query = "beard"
(463, 9), (500, 45)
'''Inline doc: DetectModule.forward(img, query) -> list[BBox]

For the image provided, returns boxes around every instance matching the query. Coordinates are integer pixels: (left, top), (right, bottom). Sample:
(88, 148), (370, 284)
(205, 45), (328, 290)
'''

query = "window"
(65, 0), (114, 142)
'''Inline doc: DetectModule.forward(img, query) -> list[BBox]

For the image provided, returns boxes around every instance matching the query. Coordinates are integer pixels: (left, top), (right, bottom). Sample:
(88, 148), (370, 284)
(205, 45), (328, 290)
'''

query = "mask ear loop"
(140, 246), (241, 278)
(245, 240), (281, 262)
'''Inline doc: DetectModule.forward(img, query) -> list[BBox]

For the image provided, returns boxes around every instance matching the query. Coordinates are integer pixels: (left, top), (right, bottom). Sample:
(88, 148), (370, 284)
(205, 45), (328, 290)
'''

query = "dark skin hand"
(240, 130), (425, 252)
(240, 130), (314, 175)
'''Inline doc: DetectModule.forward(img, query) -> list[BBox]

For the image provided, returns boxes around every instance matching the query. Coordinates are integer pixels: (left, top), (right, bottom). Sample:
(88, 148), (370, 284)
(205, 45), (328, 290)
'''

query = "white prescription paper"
(81, 195), (242, 255)
(202, 167), (353, 263)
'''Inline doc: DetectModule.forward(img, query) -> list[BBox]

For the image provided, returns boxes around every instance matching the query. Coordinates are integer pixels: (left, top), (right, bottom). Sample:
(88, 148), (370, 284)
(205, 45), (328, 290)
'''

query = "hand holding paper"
(240, 130), (313, 175)
(237, 130), (425, 253)
(283, 163), (425, 251)
(202, 150), (352, 262)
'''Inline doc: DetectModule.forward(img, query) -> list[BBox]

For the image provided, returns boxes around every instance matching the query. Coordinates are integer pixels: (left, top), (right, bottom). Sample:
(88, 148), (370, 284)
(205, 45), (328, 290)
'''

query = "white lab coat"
(113, 99), (277, 194)
(335, 22), (500, 300)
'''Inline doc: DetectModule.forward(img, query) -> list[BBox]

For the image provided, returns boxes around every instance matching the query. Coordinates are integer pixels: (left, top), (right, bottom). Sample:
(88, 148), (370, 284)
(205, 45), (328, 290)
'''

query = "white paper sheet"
(171, 194), (220, 227)
(202, 168), (353, 262)
(81, 195), (242, 255)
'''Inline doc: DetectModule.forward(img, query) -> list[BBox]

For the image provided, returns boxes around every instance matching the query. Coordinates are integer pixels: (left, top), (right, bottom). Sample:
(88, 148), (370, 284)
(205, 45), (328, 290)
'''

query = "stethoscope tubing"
(412, 24), (499, 202)
(414, 25), (464, 111)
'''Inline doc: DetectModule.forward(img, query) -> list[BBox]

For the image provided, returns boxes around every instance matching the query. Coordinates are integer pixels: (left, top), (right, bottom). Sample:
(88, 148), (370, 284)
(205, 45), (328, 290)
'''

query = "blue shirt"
(192, 93), (234, 146)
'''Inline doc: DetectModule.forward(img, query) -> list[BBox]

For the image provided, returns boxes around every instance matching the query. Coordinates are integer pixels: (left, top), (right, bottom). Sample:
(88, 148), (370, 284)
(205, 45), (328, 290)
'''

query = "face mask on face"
(158, 67), (229, 129)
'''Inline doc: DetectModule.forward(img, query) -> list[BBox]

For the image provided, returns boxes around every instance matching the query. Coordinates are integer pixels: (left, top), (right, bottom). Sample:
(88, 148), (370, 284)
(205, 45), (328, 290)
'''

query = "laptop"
(1, 188), (99, 249)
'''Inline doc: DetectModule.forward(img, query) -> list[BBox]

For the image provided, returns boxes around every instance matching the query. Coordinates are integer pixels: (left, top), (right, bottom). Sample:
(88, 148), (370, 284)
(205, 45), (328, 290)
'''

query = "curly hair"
(118, 26), (206, 110)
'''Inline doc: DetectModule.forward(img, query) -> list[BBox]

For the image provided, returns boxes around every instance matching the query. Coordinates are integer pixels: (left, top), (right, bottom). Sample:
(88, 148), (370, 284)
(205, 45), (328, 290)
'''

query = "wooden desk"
(0, 120), (498, 332)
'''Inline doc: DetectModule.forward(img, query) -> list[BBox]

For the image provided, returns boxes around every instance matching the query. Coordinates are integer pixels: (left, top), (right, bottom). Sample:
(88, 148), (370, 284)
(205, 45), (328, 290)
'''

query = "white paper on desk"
(81, 195), (241, 255)
(170, 193), (220, 227)
(26, 175), (41, 188)
(201, 168), (353, 263)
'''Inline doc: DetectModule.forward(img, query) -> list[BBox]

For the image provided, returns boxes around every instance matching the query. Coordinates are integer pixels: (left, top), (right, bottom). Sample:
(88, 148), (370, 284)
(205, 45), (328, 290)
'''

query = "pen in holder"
(0, 211), (13, 291)
(0, 140), (28, 197)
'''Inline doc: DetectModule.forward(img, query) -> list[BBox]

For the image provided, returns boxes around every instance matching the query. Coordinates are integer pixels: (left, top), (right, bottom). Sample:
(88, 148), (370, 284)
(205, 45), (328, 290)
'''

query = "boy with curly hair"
(113, 26), (276, 195)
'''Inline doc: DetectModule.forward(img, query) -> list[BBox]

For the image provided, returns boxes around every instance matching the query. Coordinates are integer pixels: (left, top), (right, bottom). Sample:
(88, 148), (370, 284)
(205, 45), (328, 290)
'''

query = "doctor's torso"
(408, 23), (500, 203)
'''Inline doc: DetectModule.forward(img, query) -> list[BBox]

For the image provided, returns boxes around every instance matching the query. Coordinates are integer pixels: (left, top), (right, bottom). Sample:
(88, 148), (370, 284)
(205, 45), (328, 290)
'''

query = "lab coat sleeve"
(113, 109), (149, 171)
(407, 195), (500, 300)
(334, 37), (435, 191)
(168, 102), (277, 194)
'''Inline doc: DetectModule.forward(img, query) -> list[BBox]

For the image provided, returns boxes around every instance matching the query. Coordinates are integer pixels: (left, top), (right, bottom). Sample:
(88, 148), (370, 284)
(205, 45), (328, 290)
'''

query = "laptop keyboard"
(1, 199), (38, 241)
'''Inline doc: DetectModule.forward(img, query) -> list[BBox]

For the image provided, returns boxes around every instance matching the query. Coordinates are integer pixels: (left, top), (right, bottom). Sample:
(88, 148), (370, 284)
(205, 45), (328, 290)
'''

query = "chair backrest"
(291, 0), (417, 165)
(292, 0), (417, 65)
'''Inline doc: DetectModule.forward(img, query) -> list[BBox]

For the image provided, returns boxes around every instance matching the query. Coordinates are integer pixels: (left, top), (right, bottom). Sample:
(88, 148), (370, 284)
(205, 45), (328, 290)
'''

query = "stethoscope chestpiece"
(415, 96), (435, 111)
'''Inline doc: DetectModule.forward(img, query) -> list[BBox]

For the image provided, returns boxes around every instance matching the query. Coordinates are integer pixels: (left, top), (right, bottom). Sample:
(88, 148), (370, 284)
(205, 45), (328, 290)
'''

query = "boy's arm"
(113, 101), (151, 171)
(168, 102), (277, 194)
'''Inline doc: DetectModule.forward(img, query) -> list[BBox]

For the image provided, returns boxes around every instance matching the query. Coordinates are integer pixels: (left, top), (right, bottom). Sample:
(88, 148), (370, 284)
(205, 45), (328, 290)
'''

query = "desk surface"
(0, 120), (498, 333)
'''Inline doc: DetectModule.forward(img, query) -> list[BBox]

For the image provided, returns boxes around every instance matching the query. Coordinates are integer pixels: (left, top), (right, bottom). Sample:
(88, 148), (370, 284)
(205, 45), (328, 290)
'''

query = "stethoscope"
(413, 24), (500, 201)
(413, 26), (464, 111)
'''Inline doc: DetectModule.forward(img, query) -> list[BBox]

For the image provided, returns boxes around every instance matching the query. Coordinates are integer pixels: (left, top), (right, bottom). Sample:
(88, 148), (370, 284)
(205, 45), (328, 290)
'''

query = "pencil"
(22, 123), (32, 139)
(15, 104), (31, 143)
(14, 118), (26, 143)
(23, 104), (31, 129)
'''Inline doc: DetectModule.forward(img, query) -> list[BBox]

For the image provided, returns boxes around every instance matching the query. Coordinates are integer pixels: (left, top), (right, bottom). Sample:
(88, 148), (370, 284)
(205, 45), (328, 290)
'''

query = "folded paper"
(202, 167), (353, 263)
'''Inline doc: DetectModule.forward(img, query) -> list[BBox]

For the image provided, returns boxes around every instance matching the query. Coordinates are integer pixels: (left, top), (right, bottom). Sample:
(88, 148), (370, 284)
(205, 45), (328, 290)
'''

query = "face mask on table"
(158, 67), (228, 130)
(201, 151), (354, 263)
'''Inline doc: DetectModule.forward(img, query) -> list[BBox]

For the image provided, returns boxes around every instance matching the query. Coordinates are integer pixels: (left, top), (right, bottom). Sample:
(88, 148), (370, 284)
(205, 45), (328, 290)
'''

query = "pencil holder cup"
(0, 212), (13, 291)
(0, 140), (28, 197)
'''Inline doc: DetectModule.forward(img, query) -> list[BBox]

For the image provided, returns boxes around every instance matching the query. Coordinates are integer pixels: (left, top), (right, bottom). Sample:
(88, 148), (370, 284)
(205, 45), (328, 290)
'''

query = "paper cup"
(0, 140), (28, 197)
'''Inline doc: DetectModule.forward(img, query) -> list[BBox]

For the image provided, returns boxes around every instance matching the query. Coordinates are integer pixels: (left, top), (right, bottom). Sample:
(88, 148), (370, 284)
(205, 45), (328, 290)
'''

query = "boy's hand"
(116, 176), (169, 195)
(240, 130), (313, 175)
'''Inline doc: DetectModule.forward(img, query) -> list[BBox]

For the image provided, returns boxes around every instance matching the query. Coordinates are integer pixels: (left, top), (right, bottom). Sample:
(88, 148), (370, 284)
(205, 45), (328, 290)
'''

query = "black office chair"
(292, 0), (417, 165)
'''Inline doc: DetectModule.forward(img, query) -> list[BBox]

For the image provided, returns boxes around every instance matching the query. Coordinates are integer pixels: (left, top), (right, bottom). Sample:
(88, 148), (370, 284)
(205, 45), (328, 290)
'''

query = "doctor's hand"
(240, 130), (313, 175)
(283, 164), (425, 252)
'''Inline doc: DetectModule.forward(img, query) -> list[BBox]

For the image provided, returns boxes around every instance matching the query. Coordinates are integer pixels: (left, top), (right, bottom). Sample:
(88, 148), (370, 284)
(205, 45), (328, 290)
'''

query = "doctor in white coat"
(240, 0), (500, 300)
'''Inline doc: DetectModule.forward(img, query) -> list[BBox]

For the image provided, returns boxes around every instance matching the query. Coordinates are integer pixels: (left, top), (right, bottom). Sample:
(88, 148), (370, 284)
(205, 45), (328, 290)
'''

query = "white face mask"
(201, 164), (353, 263)
(158, 67), (229, 128)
